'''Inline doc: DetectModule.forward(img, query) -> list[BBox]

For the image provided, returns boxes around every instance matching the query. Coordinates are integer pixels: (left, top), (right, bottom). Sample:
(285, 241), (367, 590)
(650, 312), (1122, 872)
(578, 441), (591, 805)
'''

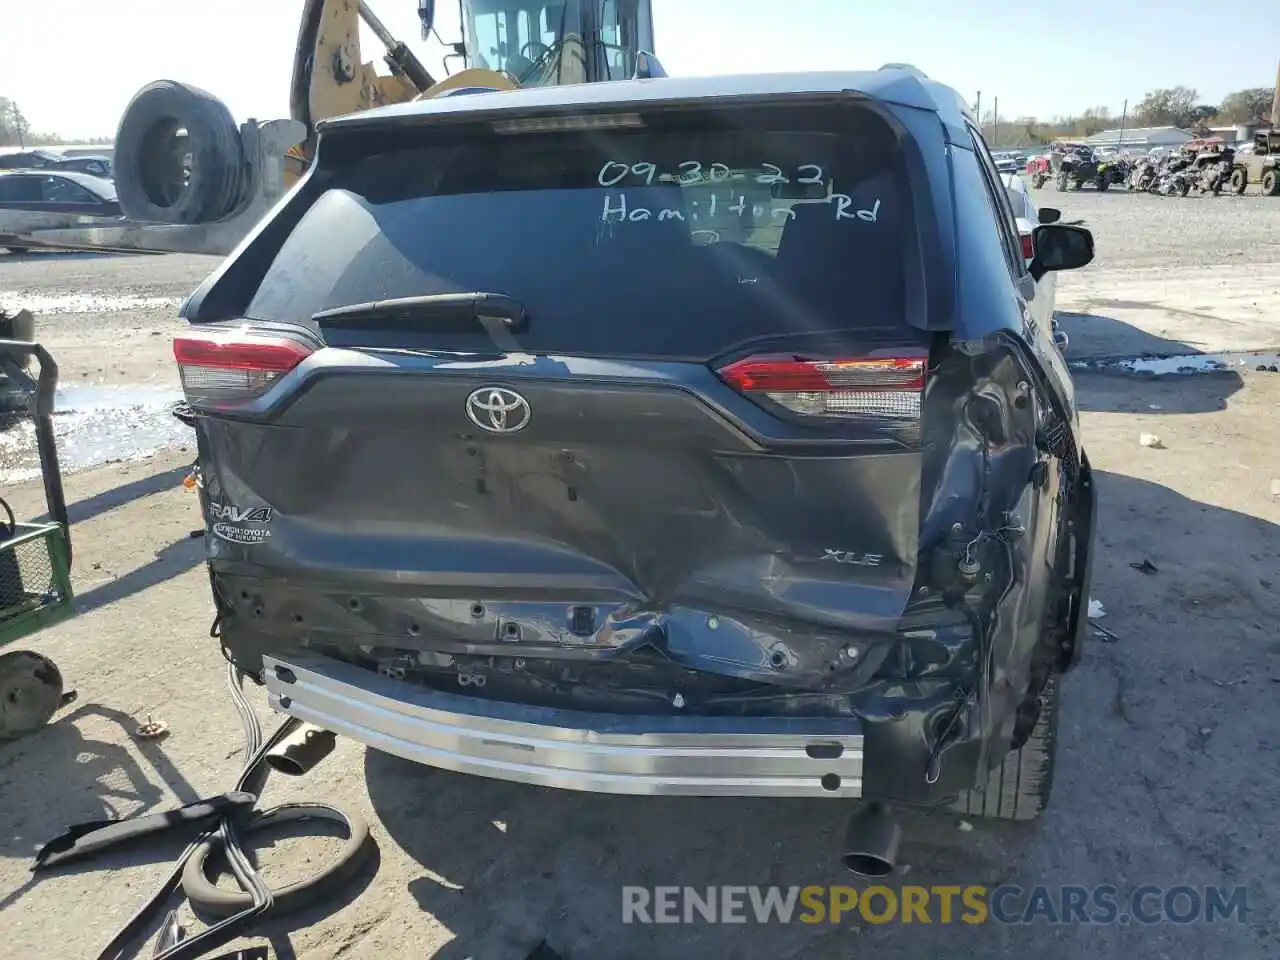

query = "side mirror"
(1030, 223), (1093, 281)
(417, 0), (436, 35)
(1037, 207), (1061, 225)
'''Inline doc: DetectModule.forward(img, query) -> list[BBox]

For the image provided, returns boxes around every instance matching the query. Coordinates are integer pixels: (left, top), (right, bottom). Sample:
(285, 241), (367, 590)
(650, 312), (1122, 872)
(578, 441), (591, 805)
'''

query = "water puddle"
(0, 293), (182, 315)
(1071, 351), (1280, 376)
(0, 384), (189, 484)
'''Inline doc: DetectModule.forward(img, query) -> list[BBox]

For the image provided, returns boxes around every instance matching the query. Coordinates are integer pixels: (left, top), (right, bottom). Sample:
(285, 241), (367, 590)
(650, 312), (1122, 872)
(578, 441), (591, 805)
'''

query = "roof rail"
(879, 63), (929, 79)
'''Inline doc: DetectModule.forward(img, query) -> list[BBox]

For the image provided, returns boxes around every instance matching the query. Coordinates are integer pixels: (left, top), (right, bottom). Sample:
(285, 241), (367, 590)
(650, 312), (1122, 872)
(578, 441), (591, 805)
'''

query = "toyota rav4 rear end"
(176, 68), (1096, 847)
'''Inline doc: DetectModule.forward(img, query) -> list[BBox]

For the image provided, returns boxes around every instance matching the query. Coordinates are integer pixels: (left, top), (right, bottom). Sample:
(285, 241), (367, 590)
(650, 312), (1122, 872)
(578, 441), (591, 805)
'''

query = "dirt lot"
(1, 187), (1279, 959)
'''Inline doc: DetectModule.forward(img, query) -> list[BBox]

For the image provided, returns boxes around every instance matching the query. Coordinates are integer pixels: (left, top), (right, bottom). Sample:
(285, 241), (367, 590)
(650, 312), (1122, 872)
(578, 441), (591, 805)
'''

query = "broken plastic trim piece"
(32, 792), (258, 871)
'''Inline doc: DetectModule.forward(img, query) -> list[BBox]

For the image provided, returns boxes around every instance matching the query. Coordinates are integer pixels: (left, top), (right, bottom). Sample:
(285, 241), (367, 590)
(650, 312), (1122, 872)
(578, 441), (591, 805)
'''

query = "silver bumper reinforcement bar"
(263, 653), (865, 798)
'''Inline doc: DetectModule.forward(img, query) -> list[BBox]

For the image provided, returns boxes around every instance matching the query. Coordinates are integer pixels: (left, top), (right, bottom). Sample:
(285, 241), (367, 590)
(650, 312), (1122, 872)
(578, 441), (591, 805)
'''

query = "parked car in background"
(0, 170), (120, 215)
(1002, 172), (1068, 353)
(0, 149), (112, 179)
(992, 151), (1024, 174)
(0, 149), (64, 171)
(52, 155), (113, 179)
(0, 170), (123, 253)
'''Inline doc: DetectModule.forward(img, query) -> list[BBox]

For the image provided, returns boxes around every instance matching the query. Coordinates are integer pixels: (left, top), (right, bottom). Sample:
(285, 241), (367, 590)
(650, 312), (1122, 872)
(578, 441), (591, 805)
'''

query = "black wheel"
(1264, 170), (1280, 197)
(1229, 167), (1248, 195)
(950, 674), (1061, 821)
(1056, 173), (1069, 191)
(1096, 176), (1109, 192)
(1032, 174), (1046, 189)
(0, 650), (64, 741)
(113, 80), (245, 224)
(1178, 179), (1191, 198)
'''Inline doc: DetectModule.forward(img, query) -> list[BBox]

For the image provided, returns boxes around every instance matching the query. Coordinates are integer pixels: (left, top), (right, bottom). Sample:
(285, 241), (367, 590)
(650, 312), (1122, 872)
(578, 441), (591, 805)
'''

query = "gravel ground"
(0, 189), (1278, 960)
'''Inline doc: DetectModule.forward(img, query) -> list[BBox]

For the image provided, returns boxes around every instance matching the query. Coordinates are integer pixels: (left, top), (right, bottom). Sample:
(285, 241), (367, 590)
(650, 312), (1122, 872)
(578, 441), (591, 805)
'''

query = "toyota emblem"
(465, 386), (531, 434)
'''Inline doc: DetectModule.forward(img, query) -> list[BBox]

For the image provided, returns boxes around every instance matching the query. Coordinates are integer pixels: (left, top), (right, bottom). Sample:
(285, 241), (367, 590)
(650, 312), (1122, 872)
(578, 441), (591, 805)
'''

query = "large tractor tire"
(1263, 169), (1280, 197)
(1229, 167), (1248, 195)
(114, 80), (245, 224)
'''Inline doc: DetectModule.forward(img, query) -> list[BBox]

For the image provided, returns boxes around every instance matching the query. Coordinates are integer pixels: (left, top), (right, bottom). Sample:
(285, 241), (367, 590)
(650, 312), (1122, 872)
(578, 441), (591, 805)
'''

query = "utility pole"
(1118, 99), (1128, 150)
(1272, 58), (1279, 129)
(975, 91), (981, 122)
(993, 97), (999, 146)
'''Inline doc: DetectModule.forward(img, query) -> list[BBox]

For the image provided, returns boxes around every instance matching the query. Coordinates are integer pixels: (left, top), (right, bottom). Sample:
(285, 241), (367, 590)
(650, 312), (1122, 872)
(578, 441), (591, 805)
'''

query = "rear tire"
(113, 80), (245, 224)
(1229, 167), (1247, 194)
(1264, 170), (1280, 197)
(949, 674), (1060, 821)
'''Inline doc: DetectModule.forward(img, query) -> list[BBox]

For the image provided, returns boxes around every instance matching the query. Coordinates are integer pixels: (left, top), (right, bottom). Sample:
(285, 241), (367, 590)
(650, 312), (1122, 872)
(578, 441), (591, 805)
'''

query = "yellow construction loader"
(9, 0), (659, 254)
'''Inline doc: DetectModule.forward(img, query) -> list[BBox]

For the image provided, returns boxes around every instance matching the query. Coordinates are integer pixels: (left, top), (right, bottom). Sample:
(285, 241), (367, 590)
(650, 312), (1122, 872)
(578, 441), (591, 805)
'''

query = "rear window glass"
(248, 104), (918, 357)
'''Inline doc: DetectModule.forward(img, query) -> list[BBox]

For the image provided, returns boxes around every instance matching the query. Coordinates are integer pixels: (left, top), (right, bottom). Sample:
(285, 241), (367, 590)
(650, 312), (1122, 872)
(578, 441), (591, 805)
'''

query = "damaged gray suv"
(176, 65), (1096, 875)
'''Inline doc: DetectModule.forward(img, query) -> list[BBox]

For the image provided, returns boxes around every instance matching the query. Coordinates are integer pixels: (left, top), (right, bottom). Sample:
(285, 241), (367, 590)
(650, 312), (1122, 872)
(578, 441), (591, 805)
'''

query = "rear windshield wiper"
(313, 293), (528, 332)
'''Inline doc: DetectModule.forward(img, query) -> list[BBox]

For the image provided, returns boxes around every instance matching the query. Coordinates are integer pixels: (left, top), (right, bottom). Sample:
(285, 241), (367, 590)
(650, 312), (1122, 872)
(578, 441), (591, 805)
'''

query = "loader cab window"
(596, 0), (653, 79)
(463, 0), (581, 85)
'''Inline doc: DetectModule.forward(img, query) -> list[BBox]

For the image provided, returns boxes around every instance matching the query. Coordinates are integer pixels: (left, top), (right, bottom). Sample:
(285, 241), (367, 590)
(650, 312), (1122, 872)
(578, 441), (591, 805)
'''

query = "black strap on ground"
(30, 664), (374, 960)
(32, 792), (257, 871)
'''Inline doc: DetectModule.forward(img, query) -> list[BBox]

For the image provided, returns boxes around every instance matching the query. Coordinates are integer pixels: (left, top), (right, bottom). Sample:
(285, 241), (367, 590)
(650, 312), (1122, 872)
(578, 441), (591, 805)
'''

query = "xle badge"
(209, 502), (274, 545)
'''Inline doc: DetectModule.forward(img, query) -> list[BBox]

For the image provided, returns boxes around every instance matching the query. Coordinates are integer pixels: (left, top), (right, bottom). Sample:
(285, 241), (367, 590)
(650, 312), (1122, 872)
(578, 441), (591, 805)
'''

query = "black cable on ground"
(86, 664), (375, 960)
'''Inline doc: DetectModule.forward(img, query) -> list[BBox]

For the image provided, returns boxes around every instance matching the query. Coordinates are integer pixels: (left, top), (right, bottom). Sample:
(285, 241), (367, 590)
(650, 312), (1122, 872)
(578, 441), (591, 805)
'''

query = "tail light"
(1020, 232), (1034, 260)
(173, 329), (314, 407)
(715, 353), (927, 421)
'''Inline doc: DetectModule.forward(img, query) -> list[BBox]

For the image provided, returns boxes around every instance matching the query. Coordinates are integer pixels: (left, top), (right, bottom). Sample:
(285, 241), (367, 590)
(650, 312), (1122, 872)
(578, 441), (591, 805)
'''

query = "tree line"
(3, 83), (1275, 151)
(0, 97), (112, 148)
(978, 85), (1275, 148)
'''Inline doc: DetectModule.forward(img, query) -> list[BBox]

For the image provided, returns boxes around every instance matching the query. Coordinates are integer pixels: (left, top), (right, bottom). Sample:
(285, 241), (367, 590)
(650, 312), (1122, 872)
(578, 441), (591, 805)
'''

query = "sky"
(1, 0), (1276, 138)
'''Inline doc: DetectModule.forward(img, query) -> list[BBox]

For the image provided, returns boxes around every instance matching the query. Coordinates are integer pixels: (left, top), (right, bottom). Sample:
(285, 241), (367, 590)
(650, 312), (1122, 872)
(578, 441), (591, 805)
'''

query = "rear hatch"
(180, 96), (939, 689)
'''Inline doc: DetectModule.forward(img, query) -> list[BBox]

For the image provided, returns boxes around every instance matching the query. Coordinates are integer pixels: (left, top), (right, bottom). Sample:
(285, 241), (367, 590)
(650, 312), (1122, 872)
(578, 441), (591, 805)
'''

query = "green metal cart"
(0, 335), (76, 741)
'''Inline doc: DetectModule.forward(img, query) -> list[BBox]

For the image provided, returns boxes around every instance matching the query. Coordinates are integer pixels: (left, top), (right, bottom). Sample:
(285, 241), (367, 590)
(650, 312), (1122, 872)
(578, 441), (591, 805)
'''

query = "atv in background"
(1230, 131), (1280, 196)
(1094, 156), (1128, 191)
(1127, 156), (1160, 192)
(1052, 143), (1104, 191)
(1026, 154), (1052, 189)
(1191, 143), (1236, 195)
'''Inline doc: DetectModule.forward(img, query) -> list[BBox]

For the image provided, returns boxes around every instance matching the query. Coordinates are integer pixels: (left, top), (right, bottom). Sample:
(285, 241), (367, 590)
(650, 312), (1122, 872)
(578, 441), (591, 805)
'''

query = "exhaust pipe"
(841, 802), (902, 878)
(265, 723), (336, 776)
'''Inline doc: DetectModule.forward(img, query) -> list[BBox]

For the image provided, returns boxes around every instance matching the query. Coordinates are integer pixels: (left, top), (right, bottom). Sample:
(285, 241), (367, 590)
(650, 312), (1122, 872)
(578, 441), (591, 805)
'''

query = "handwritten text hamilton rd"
(596, 160), (881, 226)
